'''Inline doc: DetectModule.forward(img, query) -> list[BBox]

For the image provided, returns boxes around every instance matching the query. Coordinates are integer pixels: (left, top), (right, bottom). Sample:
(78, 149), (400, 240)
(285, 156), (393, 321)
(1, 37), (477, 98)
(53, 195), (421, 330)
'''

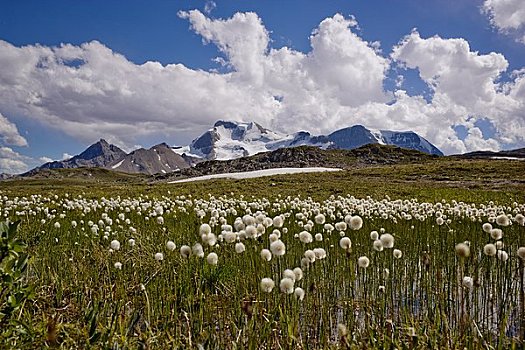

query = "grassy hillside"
(2, 157), (523, 204)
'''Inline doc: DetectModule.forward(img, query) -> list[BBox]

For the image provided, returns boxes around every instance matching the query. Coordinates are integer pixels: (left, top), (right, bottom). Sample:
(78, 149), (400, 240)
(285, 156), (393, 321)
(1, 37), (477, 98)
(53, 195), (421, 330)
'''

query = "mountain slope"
(39, 139), (127, 169)
(157, 143), (437, 182)
(30, 140), (191, 176)
(458, 148), (525, 159)
(108, 143), (190, 175)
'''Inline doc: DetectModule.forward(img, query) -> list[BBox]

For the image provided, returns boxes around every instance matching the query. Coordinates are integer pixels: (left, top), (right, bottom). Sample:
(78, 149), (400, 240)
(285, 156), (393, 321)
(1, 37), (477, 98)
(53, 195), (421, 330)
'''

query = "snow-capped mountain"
(173, 120), (443, 160)
(29, 120), (442, 176)
(327, 125), (443, 156)
(172, 120), (331, 160)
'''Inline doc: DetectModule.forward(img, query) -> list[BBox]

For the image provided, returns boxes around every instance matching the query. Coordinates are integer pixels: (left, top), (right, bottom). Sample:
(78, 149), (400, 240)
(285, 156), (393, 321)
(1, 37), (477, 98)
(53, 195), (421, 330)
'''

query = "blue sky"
(0, 0), (524, 172)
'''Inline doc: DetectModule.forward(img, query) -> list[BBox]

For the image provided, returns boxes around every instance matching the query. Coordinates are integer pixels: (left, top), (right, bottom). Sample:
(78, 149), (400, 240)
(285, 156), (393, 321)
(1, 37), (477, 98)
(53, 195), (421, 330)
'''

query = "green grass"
(0, 159), (524, 348)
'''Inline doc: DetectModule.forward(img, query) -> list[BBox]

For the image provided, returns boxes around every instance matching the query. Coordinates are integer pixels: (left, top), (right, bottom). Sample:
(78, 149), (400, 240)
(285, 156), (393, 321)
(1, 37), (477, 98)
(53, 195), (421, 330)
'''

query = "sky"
(1, 0), (525, 173)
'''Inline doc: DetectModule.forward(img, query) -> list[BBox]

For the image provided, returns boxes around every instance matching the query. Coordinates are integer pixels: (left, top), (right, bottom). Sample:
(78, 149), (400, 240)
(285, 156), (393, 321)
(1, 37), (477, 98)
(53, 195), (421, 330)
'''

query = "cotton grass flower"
(154, 252), (164, 261)
(273, 215), (284, 228)
(516, 214), (525, 226)
(260, 278), (275, 293)
(518, 247), (525, 260)
(293, 267), (303, 281)
(483, 244), (497, 256)
(315, 233), (323, 241)
(370, 231), (379, 240)
(235, 242), (245, 253)
(304, 249), (316, 263)
(314, 213), (325, 225)
(206, 252), (218, 265)
(349, 216), (363, 230)
(180, 245), (192, 258)
(283, 269), (296, 282)
(301, 257), (310, 269)
(260, 249), (272, 261)
(280, 278), (294, 294)
(482, 223), (492, 233)
(199, 223), (212, 235)
(357, 256), (370, 268)
(313, 248), (327, 259)
(128, 238), (135, 247)
(193, 243), (205, 258)
(462, 276), (473, 289)
(223, 231), (237, 244)
(339, 237), (351, 251)
(114, 262), (122, 270)
(335, 222), (347, 231)
(245, 225), (257, 238)
(299, 231), (313, 243)
(497, 250), (509, 262)
(294, 287), (305, 301)
(393, 249), (403, 259)
(110, 240), (121, 251)
(455, 243), (470, 258)
(270, 240), (286, 256)
(496, 214), (510, 226)
(269, 233), (279, 243)
(166, 241), (176, 251)
(373, 240), (384, 252)
(490, 228), (503, 240)
(380, 233), (394, 248)
(206, 233), (217, 246)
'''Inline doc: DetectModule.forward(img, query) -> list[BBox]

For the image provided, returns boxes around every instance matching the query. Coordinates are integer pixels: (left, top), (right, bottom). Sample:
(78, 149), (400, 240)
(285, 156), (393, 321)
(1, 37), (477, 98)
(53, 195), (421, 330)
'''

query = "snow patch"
(490, 156), (524, 161)
(172, 146), (203, 159)
(169, 167), (342, 183)
(111, 160), (124, 169)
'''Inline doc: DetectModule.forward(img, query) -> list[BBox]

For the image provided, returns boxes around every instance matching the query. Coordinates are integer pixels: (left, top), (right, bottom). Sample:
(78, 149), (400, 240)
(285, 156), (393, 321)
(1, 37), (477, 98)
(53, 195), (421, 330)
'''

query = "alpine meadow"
(1, 0), (525, 348)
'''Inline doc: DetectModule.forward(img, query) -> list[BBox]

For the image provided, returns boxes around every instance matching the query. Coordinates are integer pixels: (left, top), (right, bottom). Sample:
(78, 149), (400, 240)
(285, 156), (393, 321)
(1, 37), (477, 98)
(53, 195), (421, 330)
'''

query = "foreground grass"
(0, 158), (524, 348)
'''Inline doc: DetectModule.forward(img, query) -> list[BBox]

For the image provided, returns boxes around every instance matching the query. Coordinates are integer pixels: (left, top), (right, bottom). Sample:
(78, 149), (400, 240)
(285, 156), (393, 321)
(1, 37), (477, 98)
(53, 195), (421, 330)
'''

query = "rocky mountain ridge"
(28, 120), (445, 176)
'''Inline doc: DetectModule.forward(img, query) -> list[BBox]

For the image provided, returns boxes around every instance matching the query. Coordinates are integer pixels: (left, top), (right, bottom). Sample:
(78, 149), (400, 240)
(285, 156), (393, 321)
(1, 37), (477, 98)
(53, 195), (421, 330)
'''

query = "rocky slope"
(157, 143), (437, 182)
(107, 143), (190, 175)
(38, 139), (127, 170)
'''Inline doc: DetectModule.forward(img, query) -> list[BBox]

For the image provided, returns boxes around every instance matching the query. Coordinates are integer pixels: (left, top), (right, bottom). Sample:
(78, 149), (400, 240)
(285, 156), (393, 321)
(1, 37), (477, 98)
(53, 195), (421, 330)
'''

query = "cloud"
(0, 112), (28, 147)
(62, 153), (72, 160)
(483, 0), (525, 31)
(39, 156), (53, 163)
(482, 0), (525, 42)
(390, 30), (525, 153)
(0, 147), (29, 174)
(204, 1), (216, 14)
(0, 10), (523, 155)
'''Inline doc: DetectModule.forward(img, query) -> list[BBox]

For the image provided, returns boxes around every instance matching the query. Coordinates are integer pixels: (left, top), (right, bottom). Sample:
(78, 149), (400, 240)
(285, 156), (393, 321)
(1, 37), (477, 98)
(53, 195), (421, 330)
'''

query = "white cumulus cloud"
(389, 30), (524, 153)
(483, 0), (525, 31)
(0, 112), (28, 147)
(482, 0), (525, 43)
(0, 10), (523, 156)
(0, 147), (29, 174)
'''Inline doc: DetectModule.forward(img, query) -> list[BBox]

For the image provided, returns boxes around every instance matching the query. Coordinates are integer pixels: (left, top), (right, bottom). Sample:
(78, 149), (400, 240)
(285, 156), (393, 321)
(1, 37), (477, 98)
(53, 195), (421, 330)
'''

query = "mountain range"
(28, 120), (446, 175)
(172, 120), (443, 160)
